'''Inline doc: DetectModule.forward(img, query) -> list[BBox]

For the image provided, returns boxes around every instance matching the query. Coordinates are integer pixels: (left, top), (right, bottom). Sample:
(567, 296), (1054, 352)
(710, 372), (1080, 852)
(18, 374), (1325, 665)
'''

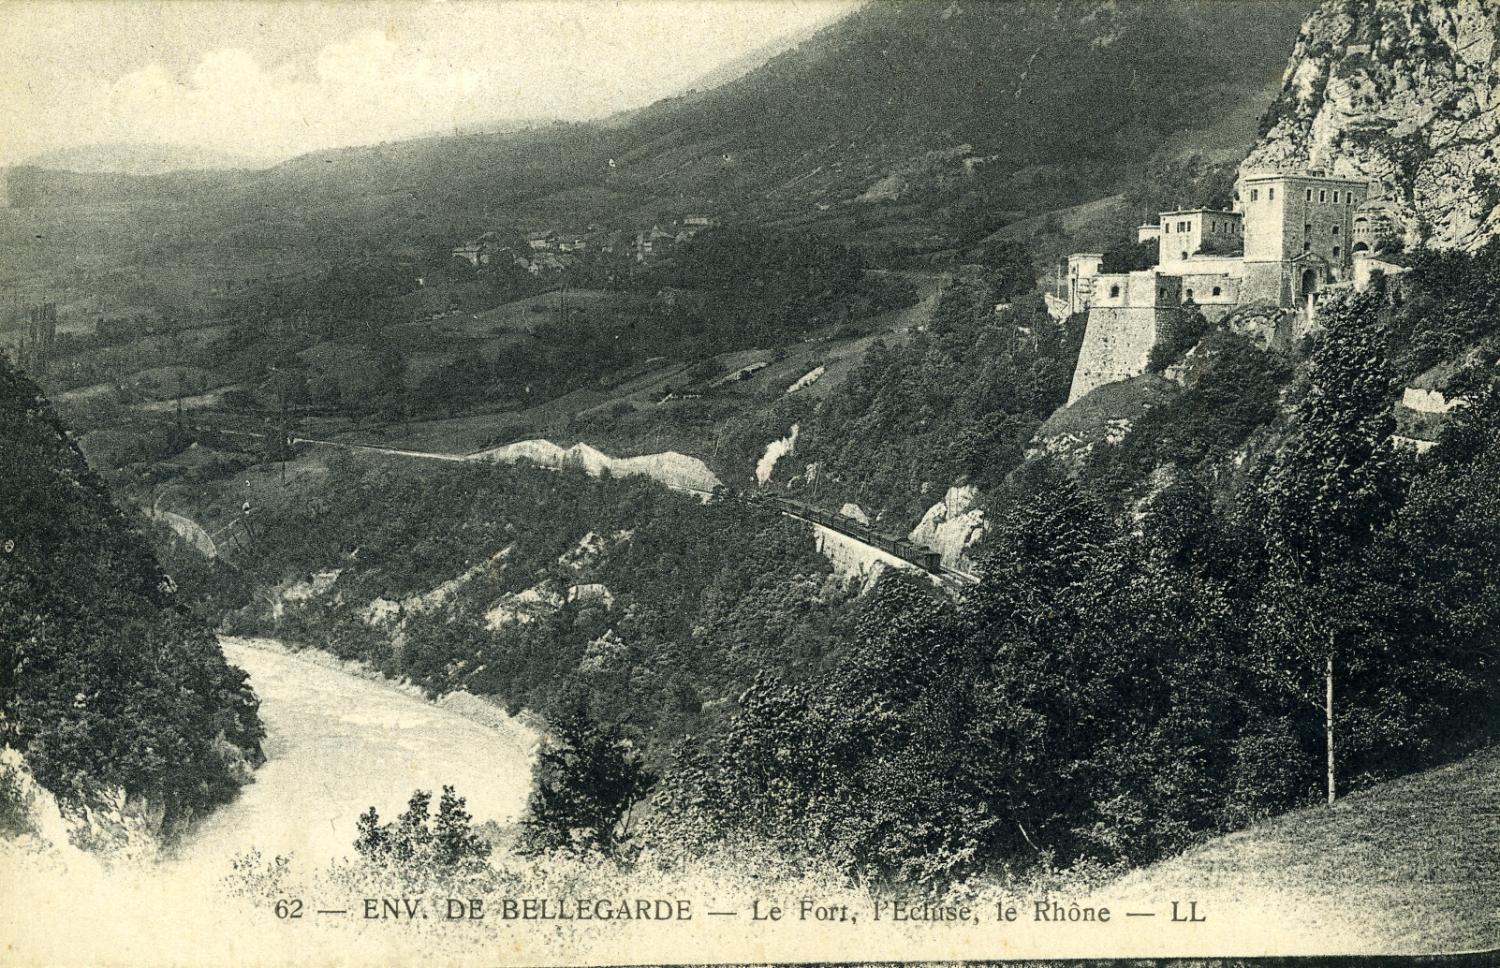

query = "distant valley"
(4, 1), (1499, 957)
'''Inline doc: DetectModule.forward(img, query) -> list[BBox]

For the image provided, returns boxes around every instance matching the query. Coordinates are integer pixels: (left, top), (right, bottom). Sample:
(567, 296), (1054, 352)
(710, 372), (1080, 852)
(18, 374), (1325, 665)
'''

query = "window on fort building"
(1333, 191), (1340, 203)
(1269, 188), (1276, 201)
(1180, 251), (1188, 261)
(1333, 246), (1341, 258)
(1304, 241), (1312, 252)
(1307, 189), (1313, 202)
(1212, 286), (1223, 296)
(1305, 223), (1312, 235)
(1186, 289), (1194, 299)
(1320, 190), (1327, 202)
(1332, 225), (1340, 235)
(1251, 189), (1259, 201)
(1109, 285), (1120, 298)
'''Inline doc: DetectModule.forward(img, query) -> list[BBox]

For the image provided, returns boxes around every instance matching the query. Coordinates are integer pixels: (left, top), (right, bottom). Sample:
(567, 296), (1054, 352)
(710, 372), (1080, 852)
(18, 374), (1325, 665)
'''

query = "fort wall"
(1061, 172), (1378, 404)
(1239, 260), (1291, 305)
(1179, 272), (1240, 307)
(1067, 306), (1171, 404)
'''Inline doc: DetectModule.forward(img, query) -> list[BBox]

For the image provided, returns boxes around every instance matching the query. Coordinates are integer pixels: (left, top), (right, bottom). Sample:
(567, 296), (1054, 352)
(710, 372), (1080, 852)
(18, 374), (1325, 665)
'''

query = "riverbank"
(169, 637), (539, 867)
(218, 635), (544, 755)
(3, 633), (542, 966)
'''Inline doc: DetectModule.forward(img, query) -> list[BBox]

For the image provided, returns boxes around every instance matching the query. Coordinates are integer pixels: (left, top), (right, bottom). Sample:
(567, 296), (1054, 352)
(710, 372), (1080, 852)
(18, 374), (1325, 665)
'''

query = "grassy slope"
(1102, 746), (1500, 954)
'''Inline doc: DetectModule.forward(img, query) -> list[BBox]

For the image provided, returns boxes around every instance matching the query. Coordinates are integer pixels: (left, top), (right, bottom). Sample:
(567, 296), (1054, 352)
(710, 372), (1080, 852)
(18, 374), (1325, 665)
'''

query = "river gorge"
(2, 636), (540, 966)
(176, 638), (538, 867)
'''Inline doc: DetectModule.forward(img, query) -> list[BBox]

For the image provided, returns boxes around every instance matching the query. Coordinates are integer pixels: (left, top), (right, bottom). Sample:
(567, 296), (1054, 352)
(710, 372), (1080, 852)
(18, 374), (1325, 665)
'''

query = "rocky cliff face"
(908, 485), (987, 569)
(1242, 0), (1500, 250)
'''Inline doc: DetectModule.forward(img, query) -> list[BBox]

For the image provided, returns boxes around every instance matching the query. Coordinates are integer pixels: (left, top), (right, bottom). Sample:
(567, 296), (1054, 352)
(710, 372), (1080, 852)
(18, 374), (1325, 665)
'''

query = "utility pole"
(1326, 650), (1336, 805)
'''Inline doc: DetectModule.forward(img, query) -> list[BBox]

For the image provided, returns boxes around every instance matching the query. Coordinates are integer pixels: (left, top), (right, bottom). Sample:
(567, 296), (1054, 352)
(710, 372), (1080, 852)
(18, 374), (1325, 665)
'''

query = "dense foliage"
(1083, 329), (1296, 504)
(355, 786), (492, 880)
(0, 357), (263, 828)
(519, 713), (654, 857)
(1100, 238), (1159, 274)
(218, 456), (855, 758)
(728, 278), (1083, 522)
(1384, 237), (1500, 380)
(642, 286), (1500, 886)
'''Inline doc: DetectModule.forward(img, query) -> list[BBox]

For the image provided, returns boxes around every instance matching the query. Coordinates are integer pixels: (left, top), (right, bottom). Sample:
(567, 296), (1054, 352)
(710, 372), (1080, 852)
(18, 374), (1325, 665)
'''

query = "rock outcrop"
(908, 486), (987, 569)
(839, 502), (871, 526)
(0, 747), (167, 859)
(0, 747), (74, 851)
(787, 366), (826, 394)
(485, 586), (564, 628)
(1242, 0), (1500, 250)
(471, 439), (721, 493)
(757, 424), (799, 484)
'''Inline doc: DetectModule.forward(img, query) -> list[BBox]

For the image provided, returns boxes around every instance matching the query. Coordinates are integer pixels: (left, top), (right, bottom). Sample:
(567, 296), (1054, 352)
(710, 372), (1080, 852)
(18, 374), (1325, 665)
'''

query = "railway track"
(136, 414), (979, 587)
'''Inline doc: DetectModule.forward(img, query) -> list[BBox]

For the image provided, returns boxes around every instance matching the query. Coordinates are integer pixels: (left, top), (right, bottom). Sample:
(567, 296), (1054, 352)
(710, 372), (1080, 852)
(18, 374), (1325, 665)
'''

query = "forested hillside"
(6, 0), (1497, 915)
(194, 455), (857, 760)
(716, 269), (1082, 522)
(151, 247), (1500, 891)
(0, 0), (1311, 314)
(0, 357), (263, 842)
(620, 0), (1310, 247)
(643, 271), (1500, 885)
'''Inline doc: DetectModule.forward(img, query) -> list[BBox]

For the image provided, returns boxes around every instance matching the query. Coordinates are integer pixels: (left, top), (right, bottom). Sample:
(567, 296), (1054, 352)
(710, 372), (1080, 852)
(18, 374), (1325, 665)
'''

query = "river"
(4, 637), (1403, 963)
(3, 636), (538, 967)
(175, 638), (537, 867)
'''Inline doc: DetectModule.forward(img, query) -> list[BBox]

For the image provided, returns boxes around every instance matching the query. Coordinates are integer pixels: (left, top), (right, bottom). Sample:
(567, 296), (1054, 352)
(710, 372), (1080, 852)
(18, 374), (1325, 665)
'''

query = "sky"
(1, 0), (858, 168)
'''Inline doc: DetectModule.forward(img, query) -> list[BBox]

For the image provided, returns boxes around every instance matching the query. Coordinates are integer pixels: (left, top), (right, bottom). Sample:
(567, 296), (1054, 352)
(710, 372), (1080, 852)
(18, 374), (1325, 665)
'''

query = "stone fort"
(1063, 170), (1404, 403)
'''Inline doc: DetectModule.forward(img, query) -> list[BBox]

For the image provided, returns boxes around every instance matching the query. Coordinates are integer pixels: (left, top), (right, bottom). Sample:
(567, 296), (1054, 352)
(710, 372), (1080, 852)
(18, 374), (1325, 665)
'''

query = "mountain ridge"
(22, 142), (271, 176)
(1, 1), (1314, 273)
(1241, 0), (1500, 250)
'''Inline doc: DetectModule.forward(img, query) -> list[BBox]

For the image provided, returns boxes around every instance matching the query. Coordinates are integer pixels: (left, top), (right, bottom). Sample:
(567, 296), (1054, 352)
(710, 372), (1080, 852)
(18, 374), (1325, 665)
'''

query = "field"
(1102, 747), (1500, 954)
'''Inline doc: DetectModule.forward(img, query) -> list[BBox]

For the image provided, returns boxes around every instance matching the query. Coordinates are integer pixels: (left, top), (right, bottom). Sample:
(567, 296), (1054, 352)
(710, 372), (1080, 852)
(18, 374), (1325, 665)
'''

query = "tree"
(974, 240), (1038, 299)
(354, 786), (491, 878)
(1258, 290), (1401, 804)
(1100, 238), (1158, 274)
(519, 712), (654, 856)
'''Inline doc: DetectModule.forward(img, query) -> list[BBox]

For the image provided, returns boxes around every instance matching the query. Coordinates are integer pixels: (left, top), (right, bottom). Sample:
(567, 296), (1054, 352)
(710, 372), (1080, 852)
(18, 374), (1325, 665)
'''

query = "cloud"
(85, 31), (488, 160)
(5, 1), (859, 165)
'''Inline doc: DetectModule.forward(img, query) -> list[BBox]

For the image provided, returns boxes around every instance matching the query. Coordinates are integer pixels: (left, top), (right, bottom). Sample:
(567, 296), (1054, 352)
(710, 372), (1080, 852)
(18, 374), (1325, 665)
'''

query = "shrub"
(519, 713), (654, 857)
(354, 786), (492, 879)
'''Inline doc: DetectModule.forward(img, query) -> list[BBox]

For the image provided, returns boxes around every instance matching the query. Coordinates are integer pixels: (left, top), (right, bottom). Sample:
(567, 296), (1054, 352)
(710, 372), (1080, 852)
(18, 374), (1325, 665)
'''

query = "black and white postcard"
(2, 1), (1496, 964)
